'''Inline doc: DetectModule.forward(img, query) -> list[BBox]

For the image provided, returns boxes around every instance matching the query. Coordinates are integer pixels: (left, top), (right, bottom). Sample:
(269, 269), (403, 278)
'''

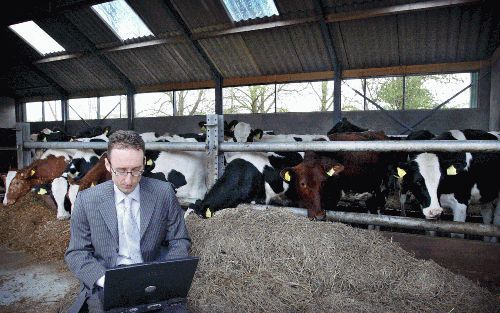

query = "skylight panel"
(222, 0), (279, 22)
(92, 0), (153, 41)
(9, 21), (65, 55)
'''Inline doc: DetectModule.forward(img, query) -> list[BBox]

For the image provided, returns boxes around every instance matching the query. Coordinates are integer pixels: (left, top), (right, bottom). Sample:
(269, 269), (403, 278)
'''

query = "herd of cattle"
(1, 119), (499, 241)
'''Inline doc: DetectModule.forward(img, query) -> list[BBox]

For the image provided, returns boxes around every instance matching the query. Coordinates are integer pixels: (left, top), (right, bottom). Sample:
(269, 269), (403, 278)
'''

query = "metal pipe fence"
(15, 119), (500, 238)
(241, 204), (500, 237)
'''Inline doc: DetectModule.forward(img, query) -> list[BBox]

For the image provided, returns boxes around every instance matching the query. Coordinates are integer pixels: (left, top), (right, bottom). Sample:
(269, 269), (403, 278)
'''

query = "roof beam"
(326, 0), (480, 23)
(192, 16), (321, 40)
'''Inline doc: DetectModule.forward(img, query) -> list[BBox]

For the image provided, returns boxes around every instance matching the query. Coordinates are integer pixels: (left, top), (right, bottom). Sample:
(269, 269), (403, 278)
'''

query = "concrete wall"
(490, 49), (500, 130)
(0, 97), (16, 129)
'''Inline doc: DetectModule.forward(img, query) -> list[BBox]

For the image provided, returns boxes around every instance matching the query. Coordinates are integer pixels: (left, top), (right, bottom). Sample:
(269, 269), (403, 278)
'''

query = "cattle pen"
(1, 1), (500, 310)
(10, 115), (500, 292)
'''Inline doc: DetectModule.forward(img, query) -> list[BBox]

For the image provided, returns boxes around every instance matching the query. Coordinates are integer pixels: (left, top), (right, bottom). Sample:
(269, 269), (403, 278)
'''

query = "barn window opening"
(135, 92), (174, 117)
(222, 0), (279, 22)
(25, 100), (62, 122)
(92, 0), (154, 41)
(175, 89), (215, 116)
(68, 96), (127, 120)
(9, 21), (65, 56)
(341, 72), (476, 111)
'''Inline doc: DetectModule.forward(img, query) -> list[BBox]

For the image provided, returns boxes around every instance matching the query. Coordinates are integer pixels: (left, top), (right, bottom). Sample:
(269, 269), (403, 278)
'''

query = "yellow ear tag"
(284, 171), (291, 182)
(396, 167), (406, 178)
(447, 165), (457, 176)
(326, 168), (335, 176)
(205, 208), (212, 218)
(38, 188), (47, 195)
(201, 126), (206, 132)
(146, 159), (153, 166)
(30, 169), (36, 176)
(91, 182), (95, 187)
(104, 129), (109, 135)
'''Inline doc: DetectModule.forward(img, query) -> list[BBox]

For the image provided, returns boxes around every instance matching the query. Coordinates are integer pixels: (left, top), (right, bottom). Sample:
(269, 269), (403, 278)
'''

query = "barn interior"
(0, 0), (499, 312)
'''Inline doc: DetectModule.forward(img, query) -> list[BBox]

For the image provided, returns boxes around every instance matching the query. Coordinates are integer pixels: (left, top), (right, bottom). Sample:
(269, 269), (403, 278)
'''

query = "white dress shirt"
(96, 184), (143, 287)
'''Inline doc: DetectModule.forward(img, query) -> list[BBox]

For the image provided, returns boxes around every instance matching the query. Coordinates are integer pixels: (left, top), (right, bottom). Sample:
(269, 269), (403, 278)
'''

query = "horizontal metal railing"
(23, 139), (500, 153)
(221, 140), (500, 152)
(240, 204), (500, 237)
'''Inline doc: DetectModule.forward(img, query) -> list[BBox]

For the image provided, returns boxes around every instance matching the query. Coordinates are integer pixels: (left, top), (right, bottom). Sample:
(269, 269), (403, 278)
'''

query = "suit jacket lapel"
(97, 182), (119, 245)
(139, 179), (155, 239)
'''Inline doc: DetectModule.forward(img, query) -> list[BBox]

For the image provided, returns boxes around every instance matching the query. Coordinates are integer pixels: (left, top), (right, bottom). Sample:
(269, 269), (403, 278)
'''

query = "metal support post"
(206, 114), (225, 189)
(16, 122), (31, 169)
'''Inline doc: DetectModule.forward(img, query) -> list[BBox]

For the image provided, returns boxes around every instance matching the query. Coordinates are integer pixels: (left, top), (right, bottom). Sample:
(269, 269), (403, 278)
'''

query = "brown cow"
(280, 131), (392, 220)
(67, 154), (112, 210)
(5, 155), (69, 205)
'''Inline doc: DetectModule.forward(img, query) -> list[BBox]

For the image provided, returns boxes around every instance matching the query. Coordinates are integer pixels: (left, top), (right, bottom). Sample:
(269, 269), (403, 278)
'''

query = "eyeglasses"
(108, 161), (144, 177)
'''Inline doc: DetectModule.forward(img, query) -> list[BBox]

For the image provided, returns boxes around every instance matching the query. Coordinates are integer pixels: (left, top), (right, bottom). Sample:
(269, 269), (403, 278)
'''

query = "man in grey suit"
(65, 130), (191, 313)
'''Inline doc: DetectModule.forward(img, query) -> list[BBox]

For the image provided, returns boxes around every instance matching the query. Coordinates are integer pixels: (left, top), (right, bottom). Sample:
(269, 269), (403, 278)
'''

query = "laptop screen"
(103, 256), (199, 311)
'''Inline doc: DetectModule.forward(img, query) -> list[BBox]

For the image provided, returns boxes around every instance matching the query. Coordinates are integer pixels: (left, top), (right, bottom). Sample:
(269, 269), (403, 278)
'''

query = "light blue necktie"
(123, 197), (141, 263)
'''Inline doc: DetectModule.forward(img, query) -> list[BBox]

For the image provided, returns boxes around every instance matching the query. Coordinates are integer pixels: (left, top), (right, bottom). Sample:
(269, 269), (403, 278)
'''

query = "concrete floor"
(0, 246), (79, 313)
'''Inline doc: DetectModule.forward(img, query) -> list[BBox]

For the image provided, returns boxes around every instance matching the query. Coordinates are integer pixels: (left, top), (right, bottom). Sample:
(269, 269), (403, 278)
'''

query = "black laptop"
(103, 256), (199, 313)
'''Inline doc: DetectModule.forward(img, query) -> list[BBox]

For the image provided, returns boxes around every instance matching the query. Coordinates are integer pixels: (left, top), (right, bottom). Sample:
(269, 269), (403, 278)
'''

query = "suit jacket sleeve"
(65, 192), (106, 290)
(159, 183), (191, 260)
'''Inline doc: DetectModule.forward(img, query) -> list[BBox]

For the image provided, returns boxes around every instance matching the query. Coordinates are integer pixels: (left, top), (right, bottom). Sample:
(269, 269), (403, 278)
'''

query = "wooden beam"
(326, 0), (480, 23)
(381, 231), (500, 289)
(134, 60), (486, 93)
(342, 61), (487, 78)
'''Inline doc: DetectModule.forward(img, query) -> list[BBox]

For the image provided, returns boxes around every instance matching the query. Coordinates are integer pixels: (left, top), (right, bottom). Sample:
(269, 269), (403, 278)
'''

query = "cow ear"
(280, 168), (294, 182)
(446, 165), (457, 176)
(199, 121), (206, 133)
(325, 164), (344, 176)
(103, 126), (111, 136)
(394, 162), (409, 179)
(251, 129), (263, 141)
(229, 120), (238, 131)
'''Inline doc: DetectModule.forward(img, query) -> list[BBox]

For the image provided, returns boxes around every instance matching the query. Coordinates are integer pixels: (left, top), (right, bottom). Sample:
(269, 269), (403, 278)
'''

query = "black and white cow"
(140, 135), (207, 203)
(190, 121), (329, 218)
(395, 129), (500, 240)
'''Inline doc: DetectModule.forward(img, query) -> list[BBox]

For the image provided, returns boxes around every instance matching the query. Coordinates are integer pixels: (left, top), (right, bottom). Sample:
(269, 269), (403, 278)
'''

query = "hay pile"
(185, 207), (499, 313)
(0, 193), (70, 262)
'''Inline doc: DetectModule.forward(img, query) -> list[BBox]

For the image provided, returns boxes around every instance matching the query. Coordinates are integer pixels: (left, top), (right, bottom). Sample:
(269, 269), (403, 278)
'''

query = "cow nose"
(423, 207), (443, 219)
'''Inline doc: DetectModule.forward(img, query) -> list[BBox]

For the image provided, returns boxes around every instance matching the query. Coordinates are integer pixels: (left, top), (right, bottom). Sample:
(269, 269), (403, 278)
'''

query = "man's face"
(105, 148), (144, 194)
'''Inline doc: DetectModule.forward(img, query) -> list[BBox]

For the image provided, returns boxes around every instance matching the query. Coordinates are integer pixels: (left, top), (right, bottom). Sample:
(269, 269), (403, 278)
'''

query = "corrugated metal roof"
(36, 56), (124, 93)
(105, 41), (212, 86)
(64, 8), (122, 48)
(171, 0), (233, 32)
(0, 0), (498, 100)
(127, 0), (183, 38)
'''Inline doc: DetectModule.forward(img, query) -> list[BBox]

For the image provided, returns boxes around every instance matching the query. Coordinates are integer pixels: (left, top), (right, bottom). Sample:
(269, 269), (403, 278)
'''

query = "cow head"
(5, 169), (37, 205)
(395, 152), (465, 219)
(280, 154), (344, 220)
(232, 121), (264, 143)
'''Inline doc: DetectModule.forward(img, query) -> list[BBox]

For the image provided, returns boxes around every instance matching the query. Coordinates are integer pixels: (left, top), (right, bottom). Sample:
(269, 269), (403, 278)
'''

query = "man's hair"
(107, 130), (145, 157)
